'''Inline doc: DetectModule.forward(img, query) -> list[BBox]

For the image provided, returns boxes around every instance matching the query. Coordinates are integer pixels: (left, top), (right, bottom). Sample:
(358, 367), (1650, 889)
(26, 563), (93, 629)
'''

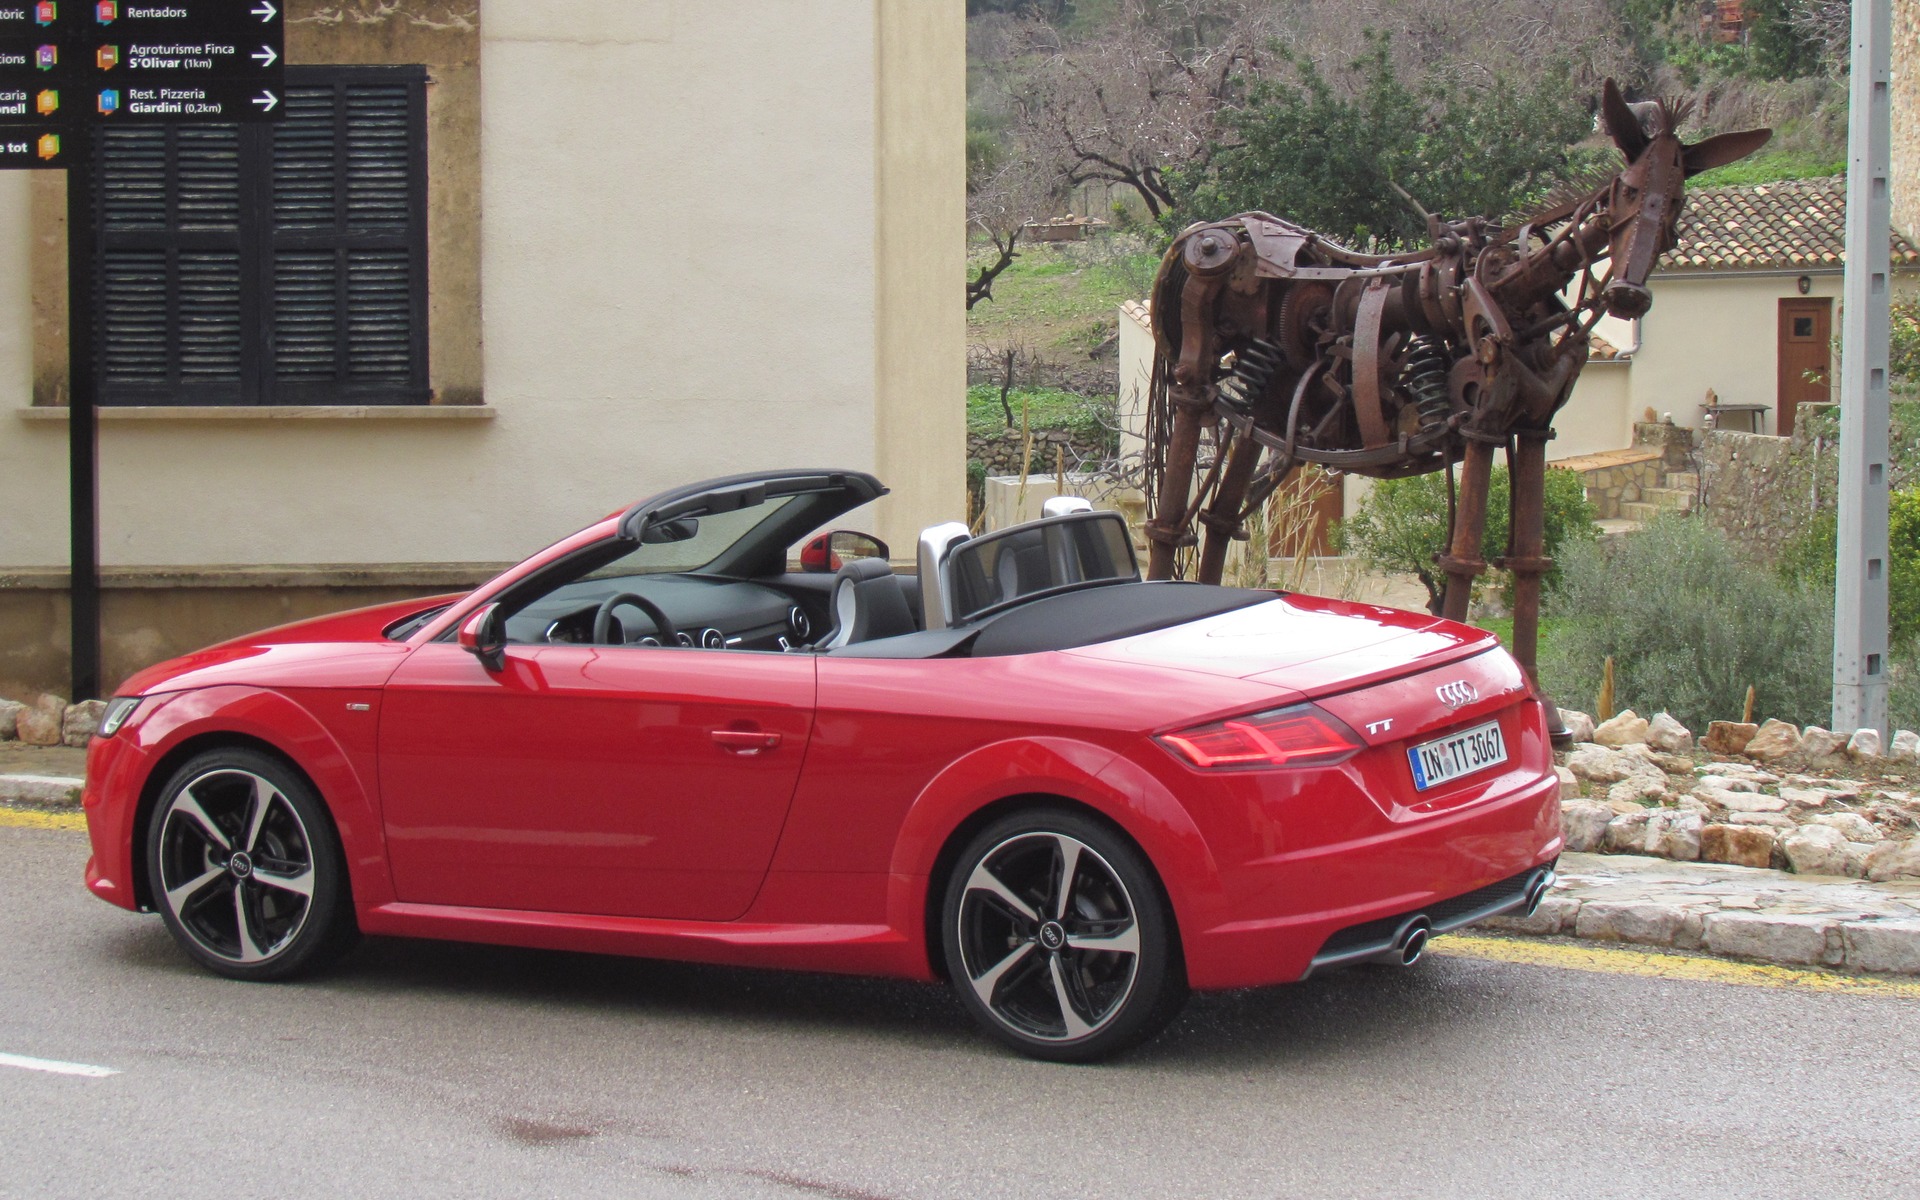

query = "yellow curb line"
(0, 807), (87, 832)
(1437, 933), (1920, 999)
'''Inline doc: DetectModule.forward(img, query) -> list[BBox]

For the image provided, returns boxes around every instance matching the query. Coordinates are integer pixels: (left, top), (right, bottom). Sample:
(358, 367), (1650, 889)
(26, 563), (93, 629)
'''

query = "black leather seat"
(817, 557), (918, 648)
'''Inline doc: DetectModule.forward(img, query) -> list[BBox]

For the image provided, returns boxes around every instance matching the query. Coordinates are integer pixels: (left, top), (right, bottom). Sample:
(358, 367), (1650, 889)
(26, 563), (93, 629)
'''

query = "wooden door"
(1777, 298), (1832, 437)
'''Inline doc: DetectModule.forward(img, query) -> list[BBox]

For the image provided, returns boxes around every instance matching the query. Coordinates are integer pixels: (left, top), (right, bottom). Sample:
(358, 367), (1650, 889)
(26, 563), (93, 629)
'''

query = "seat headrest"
(834, 556), (893, 584)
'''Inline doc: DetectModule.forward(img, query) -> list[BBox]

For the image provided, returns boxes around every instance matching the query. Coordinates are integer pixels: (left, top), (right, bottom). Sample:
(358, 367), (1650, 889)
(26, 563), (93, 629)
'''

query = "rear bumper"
(1181, 767), (1562, 990)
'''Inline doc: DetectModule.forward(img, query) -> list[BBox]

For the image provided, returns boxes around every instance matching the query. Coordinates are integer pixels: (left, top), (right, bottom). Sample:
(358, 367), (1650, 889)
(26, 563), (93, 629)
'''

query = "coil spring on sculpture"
(1216, 340), (1286, 416)
(1400, 335), (1453, 434)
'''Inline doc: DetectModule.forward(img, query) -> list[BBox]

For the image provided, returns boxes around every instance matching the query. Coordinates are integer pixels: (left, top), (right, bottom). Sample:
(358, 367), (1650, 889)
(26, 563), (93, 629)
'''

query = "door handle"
(711, 728), (782, 754)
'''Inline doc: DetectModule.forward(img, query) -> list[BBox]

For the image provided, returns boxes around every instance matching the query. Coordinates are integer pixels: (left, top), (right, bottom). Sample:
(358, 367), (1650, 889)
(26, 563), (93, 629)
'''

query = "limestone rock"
(1603, 809), (1651, 852)
(1799, 726), (1848, 763)
(1560, 800), (1614, 853)
(1607, 776), (1668, 807)
(1891, 729), (1920, 764)
(1567, 744), (1660, 785)
(1700, 824), (1776, 868)
(1778, 824), (1870, 878)
(1594, 710), (1650, 747)
(1644, 809), (1703, 861)
(1646, 712), (1694, 753)
(1842, 919), (1920, 974)
(1712, 762), (1779, 784)
(1711, 789), (1788, 814)
(1727, 811), (1797, 828)
(1703, 721), (1760, 755)
(1812, 812), (1884, 843)
(0, 698), (22, 742)
(14, 695), (66, 747)
(1558, 709), (1596, 744)
(1779, 785), (1836, 809)
(1696, 774), (1761, 794)
(1671, 794), (1712, 816)
(62, 699), (106, 747)
(1649, 751), (1697, 775)
(1574, 901), (1700, 948)
(1743, 719), (1803, 763)
(1483, 895), (1580, 936)
(1704, 913), (1839, 967)
(1865, 838), (1920, 882)
(1554, 765), (1579, 801)
(1846, 728), (1884, 761)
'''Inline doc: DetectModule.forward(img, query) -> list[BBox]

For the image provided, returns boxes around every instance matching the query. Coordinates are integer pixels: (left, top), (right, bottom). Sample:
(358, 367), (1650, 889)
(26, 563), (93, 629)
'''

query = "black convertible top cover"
(966, 582), (1272, 658)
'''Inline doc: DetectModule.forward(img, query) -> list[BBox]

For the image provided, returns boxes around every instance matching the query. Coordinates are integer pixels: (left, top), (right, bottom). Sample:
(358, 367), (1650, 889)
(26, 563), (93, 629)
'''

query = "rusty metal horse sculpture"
(1143, 80), (1770, 738)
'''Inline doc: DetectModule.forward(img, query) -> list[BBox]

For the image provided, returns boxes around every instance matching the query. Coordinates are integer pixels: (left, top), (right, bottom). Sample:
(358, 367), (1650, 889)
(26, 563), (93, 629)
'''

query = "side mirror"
(799, 530), (891, 573)
(458, 603), (507, 672)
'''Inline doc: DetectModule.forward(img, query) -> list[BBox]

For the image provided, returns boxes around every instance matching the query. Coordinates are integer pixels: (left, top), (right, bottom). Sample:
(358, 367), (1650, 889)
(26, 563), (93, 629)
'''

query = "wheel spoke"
(965, 862), (1038, 923)
(1051, 835), (1082, 920)
(1047, 953), (1095, 1039)
(232, 885), (266, 963)
(164, 866), (228, 914)
(1066, 922), (1140, 957)
(251, 864), (313, 898)
(171, 789), (232, 852)
(968, 942), (1036, 1010)
(243, 776), (278, 853)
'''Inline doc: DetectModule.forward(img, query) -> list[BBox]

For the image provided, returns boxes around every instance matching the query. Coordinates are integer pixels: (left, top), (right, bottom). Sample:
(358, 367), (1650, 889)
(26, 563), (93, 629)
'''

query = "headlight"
(97, 696), (142, 739)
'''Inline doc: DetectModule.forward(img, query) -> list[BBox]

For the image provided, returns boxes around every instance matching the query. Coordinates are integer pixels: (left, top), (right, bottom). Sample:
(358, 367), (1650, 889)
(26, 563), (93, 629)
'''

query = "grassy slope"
(966, 240), (1162, 358)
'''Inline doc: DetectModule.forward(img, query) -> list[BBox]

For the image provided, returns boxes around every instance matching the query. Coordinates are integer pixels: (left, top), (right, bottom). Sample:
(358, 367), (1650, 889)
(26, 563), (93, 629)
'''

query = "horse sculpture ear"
(1600, 79), (1649, 161)
(1682, 128), (1774, 177)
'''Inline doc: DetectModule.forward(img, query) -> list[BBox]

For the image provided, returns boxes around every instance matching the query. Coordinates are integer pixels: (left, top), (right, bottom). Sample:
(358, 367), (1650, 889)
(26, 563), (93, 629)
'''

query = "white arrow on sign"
(253, 45), (277, 67)
(251, 1), (278, 21)
(252, 89), (278, 112)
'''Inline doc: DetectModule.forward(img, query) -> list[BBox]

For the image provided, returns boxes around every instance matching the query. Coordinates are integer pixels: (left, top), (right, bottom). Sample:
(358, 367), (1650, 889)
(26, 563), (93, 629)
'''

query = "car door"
(377, 639), (815, 922)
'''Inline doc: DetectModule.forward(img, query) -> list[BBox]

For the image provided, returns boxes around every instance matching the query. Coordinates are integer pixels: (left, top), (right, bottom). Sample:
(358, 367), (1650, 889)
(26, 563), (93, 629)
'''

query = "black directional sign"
(0, 0), (282, 152)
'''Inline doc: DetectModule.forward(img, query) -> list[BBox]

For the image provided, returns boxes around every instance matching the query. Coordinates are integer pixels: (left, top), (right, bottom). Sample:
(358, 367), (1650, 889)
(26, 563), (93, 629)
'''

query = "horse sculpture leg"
(1504, 431), (1574, 746)
(1439, 441), (1496, 622)
(1194, 434), (1262, 585)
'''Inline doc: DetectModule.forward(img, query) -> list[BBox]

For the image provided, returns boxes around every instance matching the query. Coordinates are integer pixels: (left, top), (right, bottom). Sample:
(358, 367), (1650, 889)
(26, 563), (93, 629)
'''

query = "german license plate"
(1407, 719), (1507, 791)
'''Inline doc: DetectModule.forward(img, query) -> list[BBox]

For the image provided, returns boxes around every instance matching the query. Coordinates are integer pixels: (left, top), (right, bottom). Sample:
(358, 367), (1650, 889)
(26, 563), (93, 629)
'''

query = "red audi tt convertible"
(82, 469), (1561, 1060)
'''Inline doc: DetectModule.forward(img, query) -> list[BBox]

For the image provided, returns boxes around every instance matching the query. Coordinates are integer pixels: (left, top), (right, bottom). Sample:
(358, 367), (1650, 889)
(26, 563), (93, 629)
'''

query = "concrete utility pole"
(1835, 0), (1895, 737)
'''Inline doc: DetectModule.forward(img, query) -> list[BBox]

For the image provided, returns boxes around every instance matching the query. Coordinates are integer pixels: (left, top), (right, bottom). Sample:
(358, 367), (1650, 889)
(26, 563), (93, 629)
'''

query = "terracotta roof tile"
(1664, 175), (1920, 271)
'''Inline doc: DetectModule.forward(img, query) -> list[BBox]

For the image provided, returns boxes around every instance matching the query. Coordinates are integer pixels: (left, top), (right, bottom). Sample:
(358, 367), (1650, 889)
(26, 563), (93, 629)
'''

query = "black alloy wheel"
(146, 748), (357, 981)
(941, 808), (1187, 1062)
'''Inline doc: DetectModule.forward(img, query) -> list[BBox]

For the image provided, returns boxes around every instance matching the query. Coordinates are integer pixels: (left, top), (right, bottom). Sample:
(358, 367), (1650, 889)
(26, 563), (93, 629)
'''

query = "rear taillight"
(1157, 704), (1363, 769)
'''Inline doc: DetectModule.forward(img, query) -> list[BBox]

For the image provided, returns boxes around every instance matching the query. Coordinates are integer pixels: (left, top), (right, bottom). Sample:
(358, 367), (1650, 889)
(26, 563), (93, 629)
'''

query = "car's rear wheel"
(146, 748), (357, 981)
(941, 808), (1187, 1062)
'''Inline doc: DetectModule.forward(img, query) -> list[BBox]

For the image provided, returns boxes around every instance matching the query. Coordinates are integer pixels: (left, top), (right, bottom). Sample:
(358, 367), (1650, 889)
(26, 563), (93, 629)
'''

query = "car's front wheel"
(146, 748), (357, 981)
(941, 808), (1187, 1062)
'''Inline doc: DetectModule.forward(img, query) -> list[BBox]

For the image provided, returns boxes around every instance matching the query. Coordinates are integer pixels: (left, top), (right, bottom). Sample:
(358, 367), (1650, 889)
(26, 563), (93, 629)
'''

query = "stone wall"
(1696, 430), (1816, 564)
(967, 428), (1111, 476)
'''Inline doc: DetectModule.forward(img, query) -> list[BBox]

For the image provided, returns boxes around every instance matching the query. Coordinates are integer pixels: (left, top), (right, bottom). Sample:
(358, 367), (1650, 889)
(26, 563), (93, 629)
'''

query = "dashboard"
(504, 573), (816, 652)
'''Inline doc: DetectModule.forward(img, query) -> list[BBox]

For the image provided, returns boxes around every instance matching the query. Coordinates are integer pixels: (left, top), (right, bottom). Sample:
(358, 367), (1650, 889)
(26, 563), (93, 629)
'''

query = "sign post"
(0, 0), (281, 700)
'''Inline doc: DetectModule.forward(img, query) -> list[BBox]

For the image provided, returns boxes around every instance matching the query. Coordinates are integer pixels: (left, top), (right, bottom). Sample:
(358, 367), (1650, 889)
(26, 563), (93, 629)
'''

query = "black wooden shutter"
(95, 65), (427, 406)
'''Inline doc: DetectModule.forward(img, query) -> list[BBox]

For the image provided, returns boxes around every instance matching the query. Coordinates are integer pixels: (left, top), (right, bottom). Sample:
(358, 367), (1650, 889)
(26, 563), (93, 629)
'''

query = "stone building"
(0, 0), (966, 696)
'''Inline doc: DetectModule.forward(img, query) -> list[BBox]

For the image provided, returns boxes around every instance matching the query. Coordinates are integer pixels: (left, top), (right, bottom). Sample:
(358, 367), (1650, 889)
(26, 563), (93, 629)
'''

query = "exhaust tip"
(1396, 917), (1432, 967)
(1522, 869), (1556, 917)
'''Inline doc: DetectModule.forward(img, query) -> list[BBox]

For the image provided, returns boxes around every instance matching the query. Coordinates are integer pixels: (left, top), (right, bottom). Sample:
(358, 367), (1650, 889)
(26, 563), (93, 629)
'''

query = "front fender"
(882, 737), (1225, 970)
(109, 684), (391, 910)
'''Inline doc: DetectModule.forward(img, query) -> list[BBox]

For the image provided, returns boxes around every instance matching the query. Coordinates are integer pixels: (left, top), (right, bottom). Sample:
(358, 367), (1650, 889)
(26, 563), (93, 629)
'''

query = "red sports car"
(82, 469), (1561, 1060)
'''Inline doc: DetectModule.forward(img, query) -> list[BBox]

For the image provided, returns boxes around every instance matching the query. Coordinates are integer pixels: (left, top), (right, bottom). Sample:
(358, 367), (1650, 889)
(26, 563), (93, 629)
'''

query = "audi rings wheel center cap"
(1038, 921), (1067, 951)
(228, 852), (254, 880)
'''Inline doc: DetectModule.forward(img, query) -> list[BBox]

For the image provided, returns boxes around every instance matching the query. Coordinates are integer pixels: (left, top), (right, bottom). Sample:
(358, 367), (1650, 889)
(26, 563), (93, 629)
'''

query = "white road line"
(0, 1052), (119, 1078)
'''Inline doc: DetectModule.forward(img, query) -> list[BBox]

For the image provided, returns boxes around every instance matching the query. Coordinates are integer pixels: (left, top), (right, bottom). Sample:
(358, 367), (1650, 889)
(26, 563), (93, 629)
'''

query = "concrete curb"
(1484, 852), (1920, 976)
(0, 774), (84, 810)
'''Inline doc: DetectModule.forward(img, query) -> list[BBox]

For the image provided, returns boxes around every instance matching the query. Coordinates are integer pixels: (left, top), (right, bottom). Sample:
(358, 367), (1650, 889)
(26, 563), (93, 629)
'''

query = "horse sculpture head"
(1597, 79), (1770, 319)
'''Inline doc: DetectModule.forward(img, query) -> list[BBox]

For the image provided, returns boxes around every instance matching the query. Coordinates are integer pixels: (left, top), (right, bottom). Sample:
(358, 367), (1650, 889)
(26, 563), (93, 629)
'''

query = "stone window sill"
(15, 405), (494, 423)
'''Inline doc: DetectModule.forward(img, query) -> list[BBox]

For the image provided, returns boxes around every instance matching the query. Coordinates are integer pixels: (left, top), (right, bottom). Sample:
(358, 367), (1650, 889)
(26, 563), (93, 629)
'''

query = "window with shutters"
(94, 66), (429, 406)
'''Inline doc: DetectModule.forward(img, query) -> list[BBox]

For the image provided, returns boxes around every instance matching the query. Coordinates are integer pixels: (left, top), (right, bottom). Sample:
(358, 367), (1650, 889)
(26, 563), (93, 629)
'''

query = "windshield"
(584, 496), (798, 578)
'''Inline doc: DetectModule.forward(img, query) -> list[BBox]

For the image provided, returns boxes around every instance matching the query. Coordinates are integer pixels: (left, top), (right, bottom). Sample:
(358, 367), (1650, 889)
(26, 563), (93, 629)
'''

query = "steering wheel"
(592, 592), (680, 646)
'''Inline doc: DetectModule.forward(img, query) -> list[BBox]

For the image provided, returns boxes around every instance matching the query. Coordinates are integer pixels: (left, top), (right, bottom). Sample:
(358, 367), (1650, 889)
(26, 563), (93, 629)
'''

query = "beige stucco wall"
(1895, 0), (1919, 242)
(0, 0), (965, 575)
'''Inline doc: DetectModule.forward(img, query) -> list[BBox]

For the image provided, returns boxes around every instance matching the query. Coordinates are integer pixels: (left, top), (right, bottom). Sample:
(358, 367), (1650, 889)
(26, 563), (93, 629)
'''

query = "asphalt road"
(3, 824), (1918, 1200)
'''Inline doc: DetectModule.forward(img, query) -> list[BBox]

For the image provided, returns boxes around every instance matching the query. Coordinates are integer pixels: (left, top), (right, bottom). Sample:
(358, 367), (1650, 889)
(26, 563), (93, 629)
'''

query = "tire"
(940, 808), (1187, 1062)
(145, 747), (358, 981)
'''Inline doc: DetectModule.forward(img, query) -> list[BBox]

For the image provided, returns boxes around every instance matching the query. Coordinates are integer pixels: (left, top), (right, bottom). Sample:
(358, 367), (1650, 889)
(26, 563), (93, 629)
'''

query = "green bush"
(1892, 297), (1920, 386)
(1541, 515), (1835, 731)
(1334, 466), (1598, 613)
(1777, 486), (1920, 647)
